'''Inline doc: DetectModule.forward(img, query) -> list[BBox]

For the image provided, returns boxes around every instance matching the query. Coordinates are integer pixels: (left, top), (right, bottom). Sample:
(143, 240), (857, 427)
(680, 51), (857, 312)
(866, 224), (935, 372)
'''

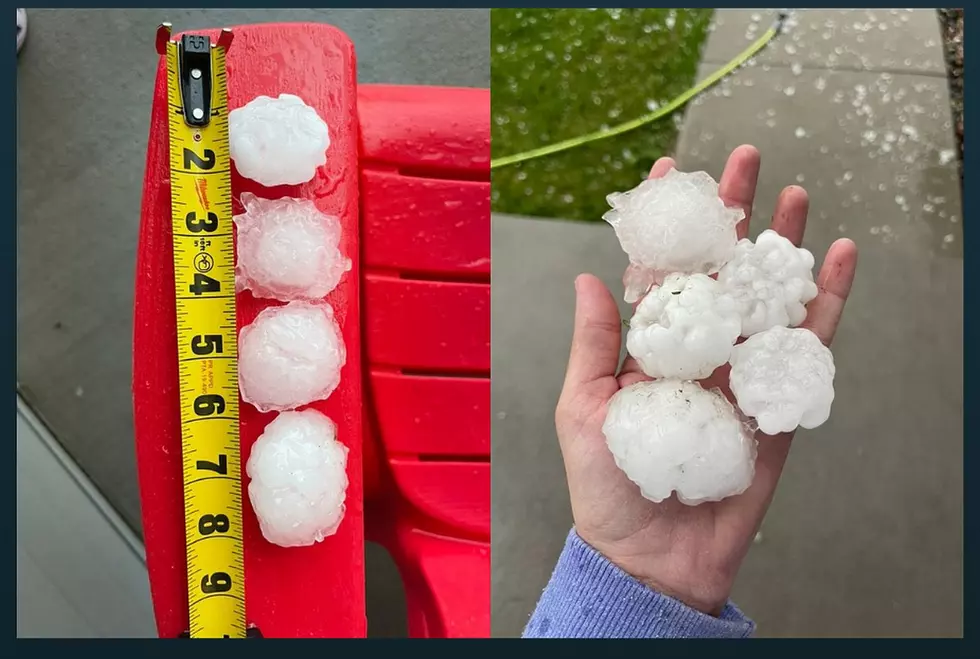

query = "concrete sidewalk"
(491, 9), (962, 638)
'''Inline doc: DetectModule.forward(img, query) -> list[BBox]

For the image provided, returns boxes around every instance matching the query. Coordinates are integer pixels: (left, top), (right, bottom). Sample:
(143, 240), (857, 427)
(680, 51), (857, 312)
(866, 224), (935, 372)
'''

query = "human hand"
(554, 145), (859, 616)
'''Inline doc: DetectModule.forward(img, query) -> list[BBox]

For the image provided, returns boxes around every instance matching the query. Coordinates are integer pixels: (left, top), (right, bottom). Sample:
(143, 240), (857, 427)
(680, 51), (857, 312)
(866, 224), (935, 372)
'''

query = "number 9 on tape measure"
(158, 22), (245, 639)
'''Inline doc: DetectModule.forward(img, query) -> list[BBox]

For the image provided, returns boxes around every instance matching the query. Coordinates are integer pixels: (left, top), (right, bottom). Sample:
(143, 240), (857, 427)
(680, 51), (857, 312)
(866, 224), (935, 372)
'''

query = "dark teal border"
(961, 2), (974, 646)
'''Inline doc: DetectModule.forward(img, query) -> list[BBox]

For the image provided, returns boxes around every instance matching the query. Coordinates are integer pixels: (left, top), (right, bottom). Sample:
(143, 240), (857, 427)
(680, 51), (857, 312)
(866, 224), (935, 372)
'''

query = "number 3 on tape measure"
(158, 23), (245, 639)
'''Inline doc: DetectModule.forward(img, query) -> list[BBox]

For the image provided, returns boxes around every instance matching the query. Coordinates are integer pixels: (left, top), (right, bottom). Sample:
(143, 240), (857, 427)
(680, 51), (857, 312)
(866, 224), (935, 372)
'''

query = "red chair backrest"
(359, 83), (490, 638)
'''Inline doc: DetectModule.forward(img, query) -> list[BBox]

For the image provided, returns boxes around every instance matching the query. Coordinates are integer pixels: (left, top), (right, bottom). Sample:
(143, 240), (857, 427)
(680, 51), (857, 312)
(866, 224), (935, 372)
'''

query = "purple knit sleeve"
(522, 529), (755, 639)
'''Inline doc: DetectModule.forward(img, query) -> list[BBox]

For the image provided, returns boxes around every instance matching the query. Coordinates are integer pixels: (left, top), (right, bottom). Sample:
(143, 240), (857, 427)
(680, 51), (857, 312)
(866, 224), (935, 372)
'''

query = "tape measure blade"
(167, 37), (245, 639)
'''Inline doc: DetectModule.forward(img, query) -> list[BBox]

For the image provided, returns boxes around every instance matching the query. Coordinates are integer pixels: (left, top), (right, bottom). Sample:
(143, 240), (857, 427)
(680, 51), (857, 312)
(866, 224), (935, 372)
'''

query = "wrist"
(524, 529), (756, 638)
(577, 530), (733, 617)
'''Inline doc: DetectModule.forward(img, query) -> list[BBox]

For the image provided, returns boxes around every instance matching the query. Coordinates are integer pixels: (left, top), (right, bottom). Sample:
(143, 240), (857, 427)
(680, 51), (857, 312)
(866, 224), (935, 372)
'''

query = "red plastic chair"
(132, 23), (489, 638)
(359, 83), (490, 638)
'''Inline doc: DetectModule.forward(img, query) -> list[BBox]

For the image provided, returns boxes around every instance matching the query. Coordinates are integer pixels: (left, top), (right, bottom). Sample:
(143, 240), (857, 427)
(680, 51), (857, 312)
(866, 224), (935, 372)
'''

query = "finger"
(563, 274), (624, 390)
(800, 238), (859, 347)
(725, 238), (859, 524)
(618, 338), (643, 376)
(718, 145), (761, 240)
(769, 185), (809, 247)
(619, 354), (644, 377)
(649, 156), (677, 179)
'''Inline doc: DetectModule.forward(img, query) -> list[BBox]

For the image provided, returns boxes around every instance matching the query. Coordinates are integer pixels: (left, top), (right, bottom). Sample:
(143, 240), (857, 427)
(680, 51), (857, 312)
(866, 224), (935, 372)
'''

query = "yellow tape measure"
(159, 23), (245, 638)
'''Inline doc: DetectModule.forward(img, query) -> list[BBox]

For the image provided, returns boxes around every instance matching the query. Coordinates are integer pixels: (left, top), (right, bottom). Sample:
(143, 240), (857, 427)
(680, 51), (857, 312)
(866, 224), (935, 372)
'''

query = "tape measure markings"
(163, 24), (246, 639)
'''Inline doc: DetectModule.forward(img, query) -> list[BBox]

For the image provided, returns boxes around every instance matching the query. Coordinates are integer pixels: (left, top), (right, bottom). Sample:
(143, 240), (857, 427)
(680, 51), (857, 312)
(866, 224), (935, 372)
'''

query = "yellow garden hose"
(490, 13), (787, 170)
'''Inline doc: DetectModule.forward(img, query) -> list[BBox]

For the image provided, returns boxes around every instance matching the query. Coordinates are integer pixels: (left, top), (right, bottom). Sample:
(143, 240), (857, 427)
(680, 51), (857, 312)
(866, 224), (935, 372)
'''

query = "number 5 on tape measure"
(157, 23), (245, 639)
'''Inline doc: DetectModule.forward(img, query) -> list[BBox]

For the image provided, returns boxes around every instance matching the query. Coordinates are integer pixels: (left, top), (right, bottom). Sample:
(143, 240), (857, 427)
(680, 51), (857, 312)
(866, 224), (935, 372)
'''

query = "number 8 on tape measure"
(157, 23), (245, 639)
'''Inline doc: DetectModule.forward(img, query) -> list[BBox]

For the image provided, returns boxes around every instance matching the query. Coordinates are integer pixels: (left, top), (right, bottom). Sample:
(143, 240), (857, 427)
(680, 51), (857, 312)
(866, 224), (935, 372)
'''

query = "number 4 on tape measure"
(156, 23), (246, 639)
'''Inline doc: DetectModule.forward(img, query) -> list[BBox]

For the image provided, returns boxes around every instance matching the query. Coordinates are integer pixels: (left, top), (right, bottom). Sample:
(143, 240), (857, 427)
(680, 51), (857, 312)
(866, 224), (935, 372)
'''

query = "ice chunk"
(717, 229), (819, 336)
(235, 193), (350, 302)
(246, 409), (348, 547)
(229, 94), (330, 187)
(729, 326), (835, 435)
(602, 169), (744, 302)
(239, 301), (345, 413)
(601, 380), (757, 505)
(626, 273), (742, 380)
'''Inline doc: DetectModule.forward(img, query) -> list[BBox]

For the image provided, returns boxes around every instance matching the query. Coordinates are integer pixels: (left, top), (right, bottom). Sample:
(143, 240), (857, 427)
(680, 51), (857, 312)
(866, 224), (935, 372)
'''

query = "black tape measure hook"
(155, 23), (234, 127)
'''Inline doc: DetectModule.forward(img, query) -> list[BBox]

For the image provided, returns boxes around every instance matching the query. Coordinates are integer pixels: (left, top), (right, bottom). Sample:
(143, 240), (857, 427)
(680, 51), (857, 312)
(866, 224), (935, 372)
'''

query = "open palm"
(555, 145), (858, 615)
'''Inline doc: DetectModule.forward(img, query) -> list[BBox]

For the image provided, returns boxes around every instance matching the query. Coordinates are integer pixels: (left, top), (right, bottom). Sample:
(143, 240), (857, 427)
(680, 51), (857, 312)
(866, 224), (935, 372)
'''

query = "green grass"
(491, 8), (714, 221)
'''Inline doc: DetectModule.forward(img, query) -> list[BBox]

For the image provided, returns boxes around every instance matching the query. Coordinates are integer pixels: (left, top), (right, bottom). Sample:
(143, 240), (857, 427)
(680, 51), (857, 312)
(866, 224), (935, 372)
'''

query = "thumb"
(562, 274), (624, 391)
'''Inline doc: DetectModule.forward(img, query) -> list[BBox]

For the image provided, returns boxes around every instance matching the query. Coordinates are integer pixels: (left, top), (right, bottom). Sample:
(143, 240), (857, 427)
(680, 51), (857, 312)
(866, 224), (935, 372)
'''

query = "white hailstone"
(729, 326), (835, 435)
(235, 193), (350, 302)
(247, 409), (348, 547)
(717, 229), (819, 337)
(239, 301), (345, 413)
(602, 380), (757, 505)
(602, 169), (744, 303)
(626, 273), (742, 380)
(229, 94), (330, 187)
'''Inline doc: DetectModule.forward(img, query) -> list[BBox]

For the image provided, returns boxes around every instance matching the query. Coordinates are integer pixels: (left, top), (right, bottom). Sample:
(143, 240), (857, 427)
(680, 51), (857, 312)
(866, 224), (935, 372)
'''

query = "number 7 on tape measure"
(157, 22), (245, 639)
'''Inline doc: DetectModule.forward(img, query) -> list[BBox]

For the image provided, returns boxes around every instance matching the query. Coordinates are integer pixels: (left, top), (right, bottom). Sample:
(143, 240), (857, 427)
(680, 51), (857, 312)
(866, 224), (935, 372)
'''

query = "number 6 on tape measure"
(157, 22), (245, 639)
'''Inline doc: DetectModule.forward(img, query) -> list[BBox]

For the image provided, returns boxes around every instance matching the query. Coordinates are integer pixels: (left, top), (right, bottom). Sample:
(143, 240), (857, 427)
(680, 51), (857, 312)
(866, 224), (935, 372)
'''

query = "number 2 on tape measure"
(161, 24), (245, 639)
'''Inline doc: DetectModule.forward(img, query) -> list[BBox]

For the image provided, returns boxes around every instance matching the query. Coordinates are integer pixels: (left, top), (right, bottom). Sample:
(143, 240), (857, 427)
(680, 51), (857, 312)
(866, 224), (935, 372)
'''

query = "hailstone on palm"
(229, 93), (330, 187)
(597, 166), (842, 507)
(729, 326), (836, 435)
(602, 169), (744, 302)
(717, 229), (819, 337)
(247, 409), (348, 548)
(626, 273), (742, 380)
(234, 193), (351, 302)
(601, 380), (757, 505)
